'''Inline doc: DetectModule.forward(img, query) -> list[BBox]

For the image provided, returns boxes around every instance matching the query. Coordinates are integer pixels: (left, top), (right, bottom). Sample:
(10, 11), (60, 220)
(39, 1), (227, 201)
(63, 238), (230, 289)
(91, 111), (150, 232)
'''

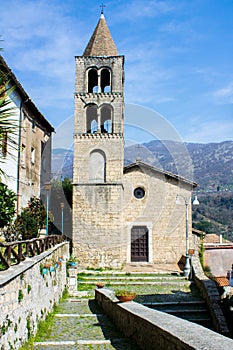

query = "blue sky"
(1, 0), (232, 145)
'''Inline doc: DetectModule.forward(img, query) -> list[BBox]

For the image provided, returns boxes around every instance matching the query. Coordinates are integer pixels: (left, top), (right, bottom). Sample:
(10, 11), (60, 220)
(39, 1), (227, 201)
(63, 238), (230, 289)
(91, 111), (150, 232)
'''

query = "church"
(72, 12), (197, 270)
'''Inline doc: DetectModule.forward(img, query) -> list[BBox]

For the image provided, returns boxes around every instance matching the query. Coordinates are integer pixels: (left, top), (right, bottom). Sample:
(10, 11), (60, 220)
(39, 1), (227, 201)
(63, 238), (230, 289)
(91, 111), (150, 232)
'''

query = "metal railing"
(0, 235), (70, 270)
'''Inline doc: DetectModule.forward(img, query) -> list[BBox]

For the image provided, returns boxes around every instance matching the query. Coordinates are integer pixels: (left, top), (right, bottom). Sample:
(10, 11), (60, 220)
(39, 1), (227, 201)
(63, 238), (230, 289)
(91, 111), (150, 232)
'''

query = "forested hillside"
(192, 193), (233, 240)
(52, 140), (233, 238)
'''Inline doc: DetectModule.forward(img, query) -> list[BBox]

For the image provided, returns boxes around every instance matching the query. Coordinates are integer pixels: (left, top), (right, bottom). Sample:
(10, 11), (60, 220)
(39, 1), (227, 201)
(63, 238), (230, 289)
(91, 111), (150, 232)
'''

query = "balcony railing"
(0, 235), (70, 270)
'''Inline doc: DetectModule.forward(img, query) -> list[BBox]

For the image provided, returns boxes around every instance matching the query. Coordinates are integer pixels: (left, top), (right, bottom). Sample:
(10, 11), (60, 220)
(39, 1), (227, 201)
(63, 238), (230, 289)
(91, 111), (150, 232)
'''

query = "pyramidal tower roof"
(83, 13), (118, 57)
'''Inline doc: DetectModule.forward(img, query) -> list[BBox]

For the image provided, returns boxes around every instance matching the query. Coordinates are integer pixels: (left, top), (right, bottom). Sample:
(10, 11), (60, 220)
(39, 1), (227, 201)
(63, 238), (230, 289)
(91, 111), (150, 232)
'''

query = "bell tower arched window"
(101, 68), (111, 93)
(86, 105), (98, 133)
(88, 69), (98, 93)
(87, 67), (111, 93)
(89, 150), (106, 183)
(100, 105), (112, 133)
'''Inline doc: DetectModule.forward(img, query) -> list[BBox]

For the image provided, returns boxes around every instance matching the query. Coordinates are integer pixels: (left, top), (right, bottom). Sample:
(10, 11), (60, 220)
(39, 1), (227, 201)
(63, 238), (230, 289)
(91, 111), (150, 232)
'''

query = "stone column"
(67, 267), (78, 296)
(97, 109), (101, 133)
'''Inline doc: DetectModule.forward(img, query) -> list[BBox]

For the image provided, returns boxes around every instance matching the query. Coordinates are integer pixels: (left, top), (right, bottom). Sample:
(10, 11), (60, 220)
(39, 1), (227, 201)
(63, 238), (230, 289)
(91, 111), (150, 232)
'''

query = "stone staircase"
(77, 270), (215, 331)
(31, 297), (140, 349)
(144, 300), (213, 329)
(21, 270), (215, 349)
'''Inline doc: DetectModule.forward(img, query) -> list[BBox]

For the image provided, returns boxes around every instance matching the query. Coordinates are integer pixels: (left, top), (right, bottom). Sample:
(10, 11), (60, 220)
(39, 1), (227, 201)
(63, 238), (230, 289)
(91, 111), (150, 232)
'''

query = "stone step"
(78, 280), (190, 286)
(143, 300), (206, 306)
(33, 338), (137, 349)
(78, 275), (186, 281)
(157, 308), (209, 314)
(31, 299), (141, 350)
(78, 271), (182, 277)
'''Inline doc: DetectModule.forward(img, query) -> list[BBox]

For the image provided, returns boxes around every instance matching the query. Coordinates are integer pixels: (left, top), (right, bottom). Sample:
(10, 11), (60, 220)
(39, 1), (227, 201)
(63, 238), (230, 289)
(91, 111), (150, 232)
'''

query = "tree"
(3, 197), (47, 241)
(27, 197), (47, 230)
(14, 197), (47, 240)
(0, 182), (16, 228)
(0, 48), (17, 178)
(62, 177), (72, 207)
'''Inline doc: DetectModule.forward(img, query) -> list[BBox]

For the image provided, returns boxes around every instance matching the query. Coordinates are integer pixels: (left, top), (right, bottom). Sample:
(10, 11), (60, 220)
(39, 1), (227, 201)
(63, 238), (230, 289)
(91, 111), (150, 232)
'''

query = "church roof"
(124, 160), (198, 188)
(83, 14), (118, 57)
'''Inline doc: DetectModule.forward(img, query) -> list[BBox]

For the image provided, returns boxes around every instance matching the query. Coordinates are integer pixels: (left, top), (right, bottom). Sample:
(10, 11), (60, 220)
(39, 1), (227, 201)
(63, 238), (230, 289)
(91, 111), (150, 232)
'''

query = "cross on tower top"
(100, 3), (106, 14)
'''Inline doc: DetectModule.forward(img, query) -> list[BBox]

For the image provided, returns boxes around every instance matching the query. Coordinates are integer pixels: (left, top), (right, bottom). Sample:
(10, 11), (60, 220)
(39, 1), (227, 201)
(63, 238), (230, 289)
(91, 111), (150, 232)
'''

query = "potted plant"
(115, 289), (136, 302)
(67, 255), (78, 267)
(43, 260), (52, 269)
(96, 282), (105, 288)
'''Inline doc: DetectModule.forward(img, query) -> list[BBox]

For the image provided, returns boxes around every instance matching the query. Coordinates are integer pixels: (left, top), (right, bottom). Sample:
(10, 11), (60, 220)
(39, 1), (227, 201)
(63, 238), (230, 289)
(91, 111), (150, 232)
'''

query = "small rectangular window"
(32, 119), (36, 132)
(31, 147), (35, 164)
(21, 144), (26, 165)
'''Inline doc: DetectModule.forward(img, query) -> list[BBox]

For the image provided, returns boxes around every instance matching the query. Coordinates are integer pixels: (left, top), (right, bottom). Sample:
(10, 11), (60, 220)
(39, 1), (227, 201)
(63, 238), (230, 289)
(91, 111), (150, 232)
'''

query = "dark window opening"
(101, 68), (111, 93)
(86, 105), (98, 133)
(134, 187), (145, 199)
(88, 69), (98, 93)
(100, 105), (112, 133)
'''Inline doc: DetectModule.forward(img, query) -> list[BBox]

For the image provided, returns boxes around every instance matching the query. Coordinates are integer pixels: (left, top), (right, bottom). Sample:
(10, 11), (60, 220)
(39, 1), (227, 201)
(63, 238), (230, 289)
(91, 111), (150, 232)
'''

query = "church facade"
(72, 13), (197, 270)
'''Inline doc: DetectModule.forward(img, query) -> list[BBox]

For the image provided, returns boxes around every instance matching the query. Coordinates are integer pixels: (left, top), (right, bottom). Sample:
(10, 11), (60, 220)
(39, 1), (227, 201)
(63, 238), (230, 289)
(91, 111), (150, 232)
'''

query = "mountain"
(52, 140), (233, 237)
(52, 148), (73, 179)
(125, 140), (233, 191)
(52, 140), (233, 192)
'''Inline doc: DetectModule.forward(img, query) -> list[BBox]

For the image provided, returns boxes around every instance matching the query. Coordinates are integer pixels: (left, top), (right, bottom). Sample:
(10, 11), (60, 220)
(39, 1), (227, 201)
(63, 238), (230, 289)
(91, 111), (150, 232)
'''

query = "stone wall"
(123, 166), (193, 265)
(72, 183), (124, 268)
(192, 255), (229, 336)
(0, 242), (69, 350)
(95, 288), (233, 350)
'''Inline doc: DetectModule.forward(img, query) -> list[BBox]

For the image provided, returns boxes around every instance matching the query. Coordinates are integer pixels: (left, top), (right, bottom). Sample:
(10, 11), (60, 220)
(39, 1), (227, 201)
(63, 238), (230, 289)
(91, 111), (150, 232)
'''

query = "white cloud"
(111, 0), (175, 21)
(213, 83), (233, 104)
(184, 120), (233, 143)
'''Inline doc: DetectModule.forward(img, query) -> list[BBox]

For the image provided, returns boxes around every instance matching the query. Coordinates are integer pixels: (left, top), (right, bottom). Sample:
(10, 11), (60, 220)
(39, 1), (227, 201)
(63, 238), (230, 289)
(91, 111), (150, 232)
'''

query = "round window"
(134, 187), (145, 199)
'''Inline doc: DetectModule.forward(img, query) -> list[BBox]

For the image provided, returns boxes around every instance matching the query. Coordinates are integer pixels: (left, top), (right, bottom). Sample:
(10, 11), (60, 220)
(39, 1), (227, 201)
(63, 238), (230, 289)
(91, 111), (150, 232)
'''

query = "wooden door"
(131, 226), (148, 262)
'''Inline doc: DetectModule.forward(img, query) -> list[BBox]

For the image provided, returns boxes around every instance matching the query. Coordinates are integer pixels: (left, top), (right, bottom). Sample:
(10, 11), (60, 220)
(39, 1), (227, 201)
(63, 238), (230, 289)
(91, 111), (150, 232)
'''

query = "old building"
(72, 13), (197, 270)
(0, 56), (54, 213)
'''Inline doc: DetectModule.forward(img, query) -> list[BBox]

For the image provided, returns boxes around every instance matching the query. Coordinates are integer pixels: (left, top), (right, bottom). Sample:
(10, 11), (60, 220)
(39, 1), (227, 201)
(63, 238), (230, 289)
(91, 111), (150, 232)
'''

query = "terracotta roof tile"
(83, 14), (118, 57)
(214, 276), (229, 287)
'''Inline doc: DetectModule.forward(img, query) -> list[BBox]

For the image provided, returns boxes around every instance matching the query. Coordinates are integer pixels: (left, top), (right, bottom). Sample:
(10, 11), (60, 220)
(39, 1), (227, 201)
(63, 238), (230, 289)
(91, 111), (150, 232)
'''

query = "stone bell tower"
(72, 12), (125, 268)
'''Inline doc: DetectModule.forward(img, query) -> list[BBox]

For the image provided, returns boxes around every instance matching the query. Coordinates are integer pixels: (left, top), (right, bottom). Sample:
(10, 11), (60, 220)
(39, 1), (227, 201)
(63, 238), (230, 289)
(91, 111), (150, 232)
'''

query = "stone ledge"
(0, 242), (69, 287)
(74, 133), (123, 139)
(95, 288), (233, 350)
(192, 256), (230, 336)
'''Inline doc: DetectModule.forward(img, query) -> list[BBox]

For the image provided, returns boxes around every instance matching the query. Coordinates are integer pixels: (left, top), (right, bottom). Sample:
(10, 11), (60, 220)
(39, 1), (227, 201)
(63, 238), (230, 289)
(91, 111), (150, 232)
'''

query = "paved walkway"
(32, 297), (140, 350)
(22, 271), (214, 349)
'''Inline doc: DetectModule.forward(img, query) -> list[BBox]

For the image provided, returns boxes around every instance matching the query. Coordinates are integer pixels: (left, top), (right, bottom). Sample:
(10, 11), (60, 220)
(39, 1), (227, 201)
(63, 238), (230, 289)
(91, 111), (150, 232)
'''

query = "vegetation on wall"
(0, 182), (16, 228)
(0, 47), (18, 178)
(3, 197), (46, 241)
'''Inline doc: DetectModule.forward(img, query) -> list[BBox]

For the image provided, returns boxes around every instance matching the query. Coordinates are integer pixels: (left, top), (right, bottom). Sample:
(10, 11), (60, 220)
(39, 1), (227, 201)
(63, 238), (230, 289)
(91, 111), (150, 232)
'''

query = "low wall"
(0, 242), (69, 350)
(95, 288), (233, 350)
(192, 255), (229, 336)
(204, 246), (233, 276)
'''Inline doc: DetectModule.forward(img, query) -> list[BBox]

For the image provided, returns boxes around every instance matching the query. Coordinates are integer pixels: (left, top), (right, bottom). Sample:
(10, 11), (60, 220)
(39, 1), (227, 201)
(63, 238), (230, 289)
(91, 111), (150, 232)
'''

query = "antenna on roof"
(100, 3), (106, 15)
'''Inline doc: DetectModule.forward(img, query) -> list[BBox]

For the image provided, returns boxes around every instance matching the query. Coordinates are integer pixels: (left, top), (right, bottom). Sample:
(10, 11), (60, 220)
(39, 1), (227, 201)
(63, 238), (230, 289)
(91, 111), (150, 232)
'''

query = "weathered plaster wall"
(204, 247), (233, 276)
